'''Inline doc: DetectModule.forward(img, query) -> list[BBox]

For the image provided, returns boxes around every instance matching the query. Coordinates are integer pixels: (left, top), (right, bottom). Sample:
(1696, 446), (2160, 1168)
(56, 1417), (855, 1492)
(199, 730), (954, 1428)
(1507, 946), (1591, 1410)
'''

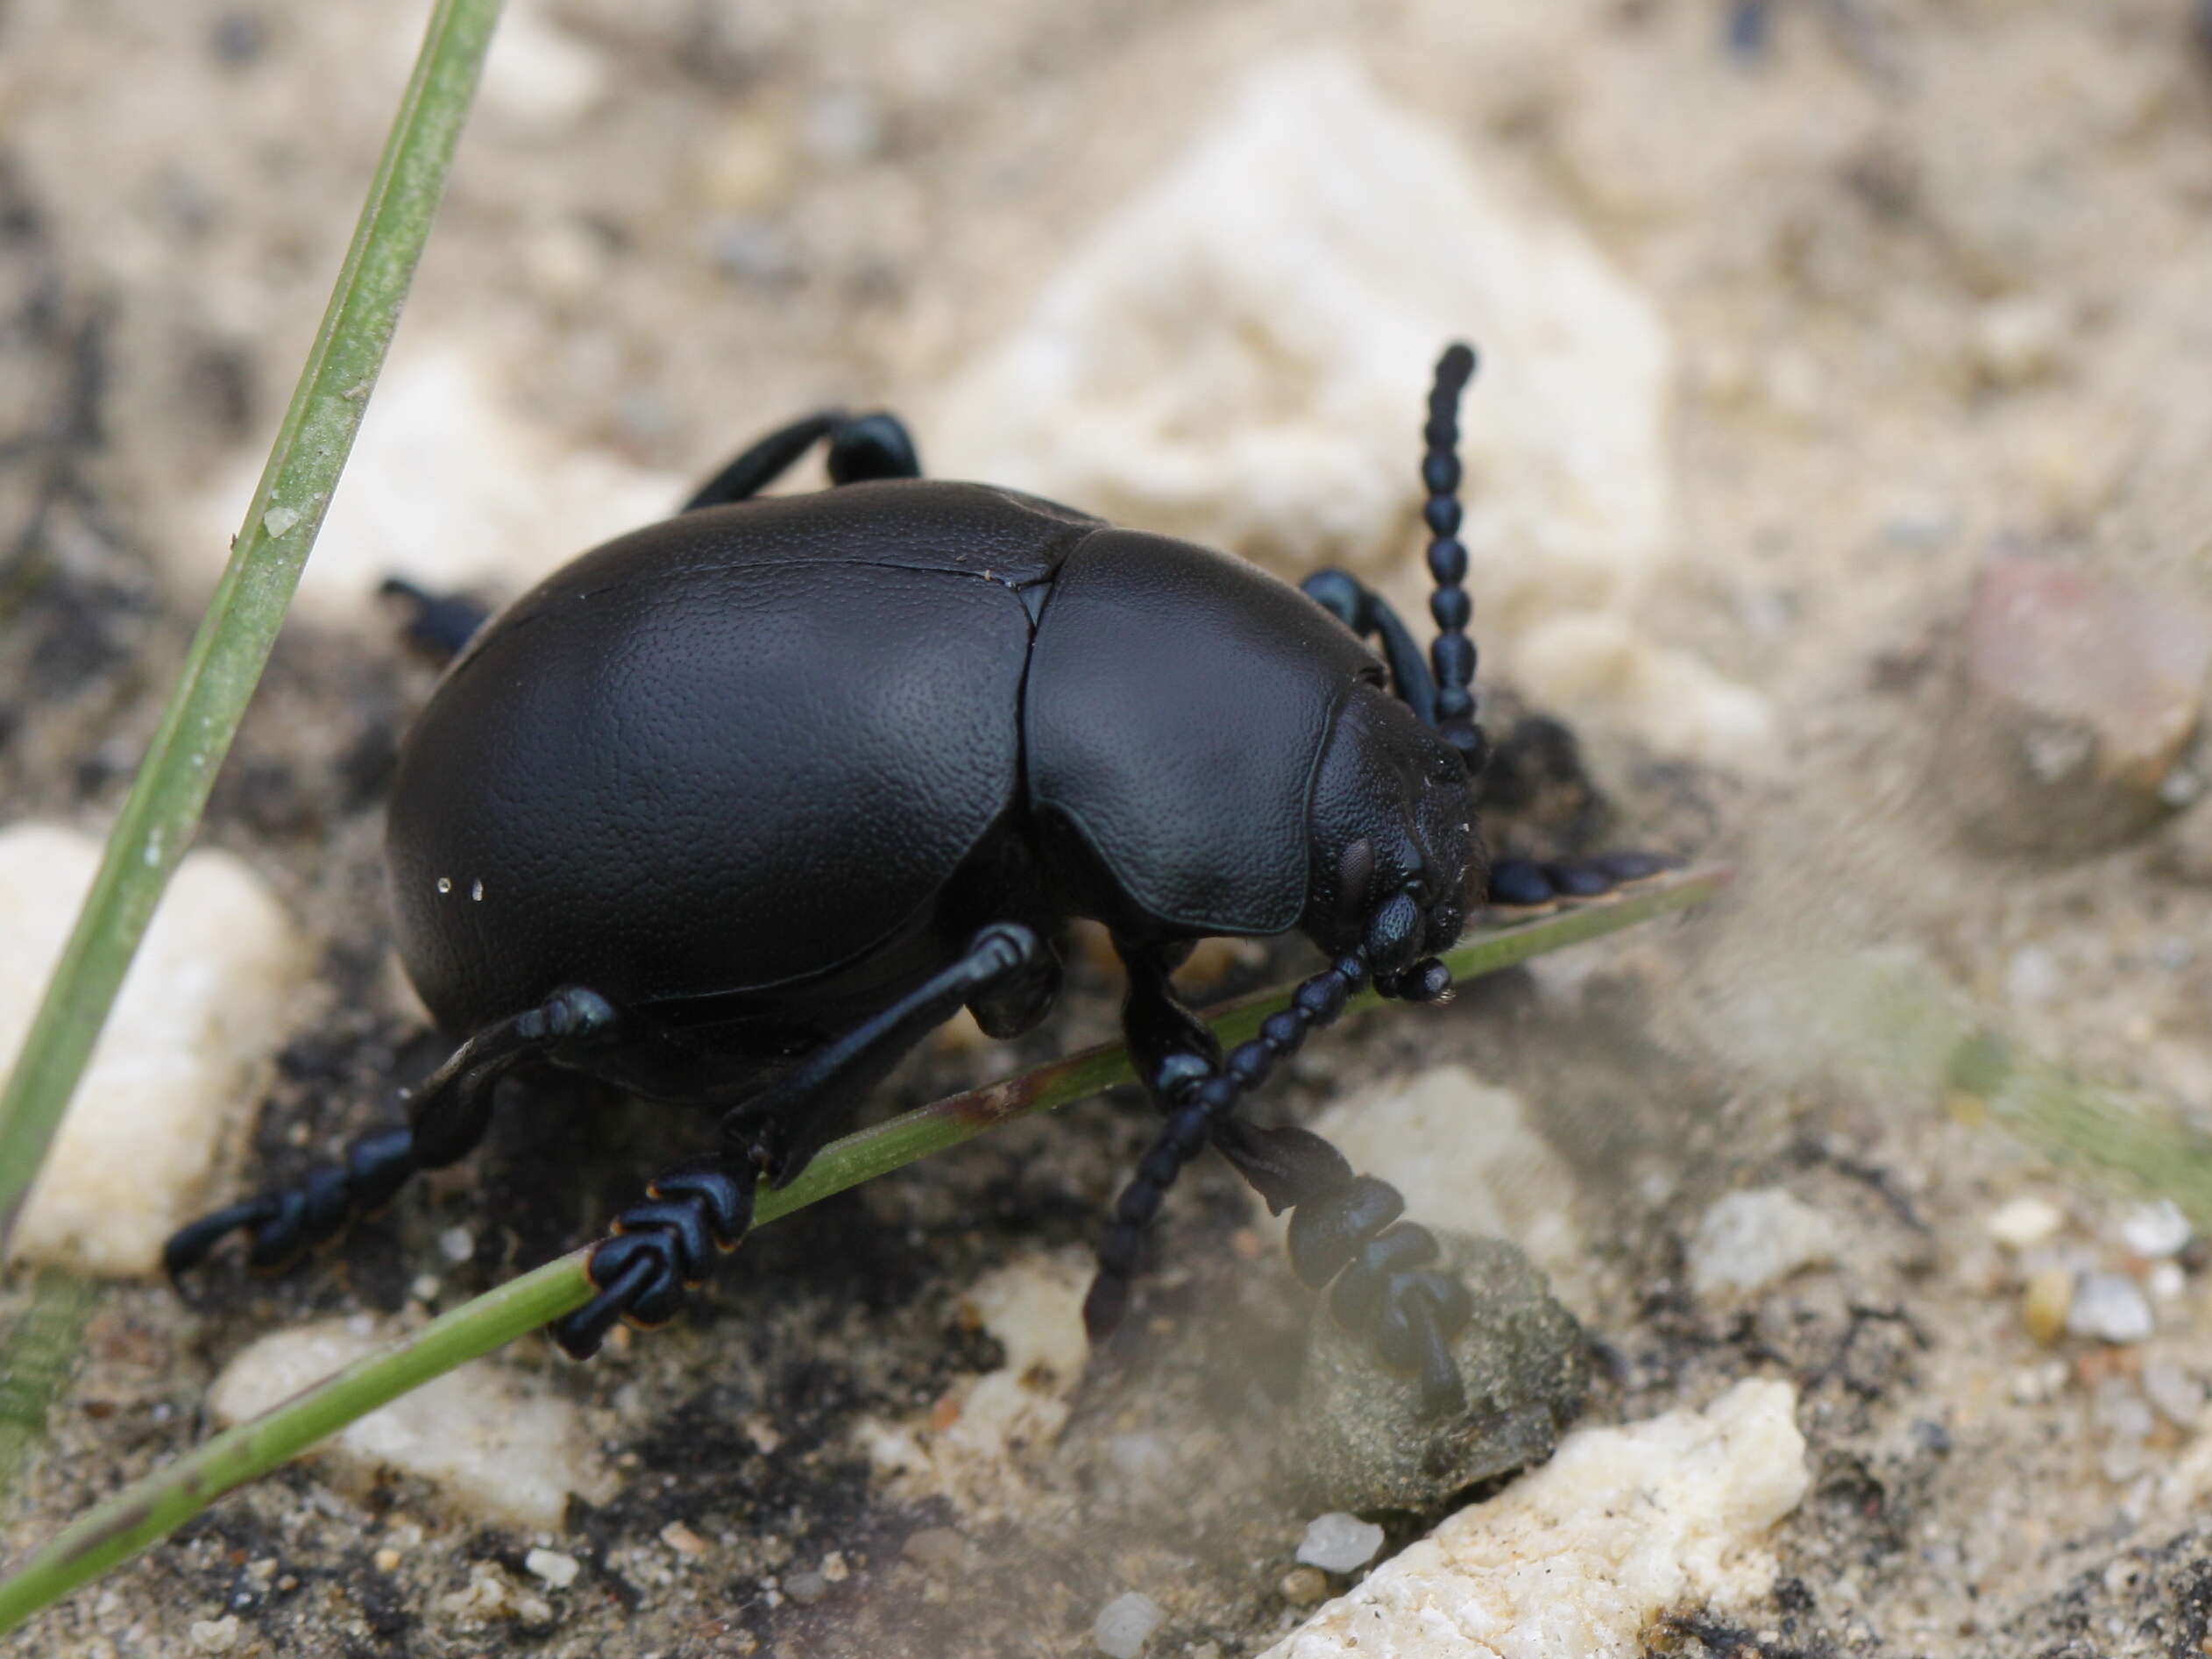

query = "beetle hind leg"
(683, 408), (922, 511)
(162, 985), (622, 1283)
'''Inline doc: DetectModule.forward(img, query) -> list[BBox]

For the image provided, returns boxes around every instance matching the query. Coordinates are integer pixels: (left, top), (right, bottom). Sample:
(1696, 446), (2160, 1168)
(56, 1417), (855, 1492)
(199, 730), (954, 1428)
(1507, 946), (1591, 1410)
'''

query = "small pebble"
(783, 1570), (829, 1606)
(188, 1616), (242, 1654)
(2142, 1359), (2204, 1428)
(819, 1549), (849, 1583)
(1687, 1188), (1840, 1298)
(1092, 1591), (1166, 1658)
(2091, 1374), (2155, 1443)
(2149, 1260), (2188, 1303)
(1105, 1432), (1177, 1491)
(903, 1526), (967, 1573)
(438, 1227), (475, 1263)
(1295, 1513), (1385, 1573)
(1280, 1566), (1329, 1606)
(373, 1547), (401, 1573)
(524, 1549), (579, 1589)
(660, 1521), (709, 1557)
(2002, 946), (2064, 1009)
(2067, 1271), (2154, 1344)
(2117, 1200), (2193, 1259)
(1987, 1195), (2066, 1249)
(1971, 295), (2067, 389)
(2021, 1267), (2074, 1344)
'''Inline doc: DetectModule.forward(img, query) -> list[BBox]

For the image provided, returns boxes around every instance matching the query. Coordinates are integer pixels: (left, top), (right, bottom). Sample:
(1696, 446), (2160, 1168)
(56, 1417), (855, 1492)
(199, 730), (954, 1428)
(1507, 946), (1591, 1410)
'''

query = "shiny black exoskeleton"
(167, 347), (1633, 1418)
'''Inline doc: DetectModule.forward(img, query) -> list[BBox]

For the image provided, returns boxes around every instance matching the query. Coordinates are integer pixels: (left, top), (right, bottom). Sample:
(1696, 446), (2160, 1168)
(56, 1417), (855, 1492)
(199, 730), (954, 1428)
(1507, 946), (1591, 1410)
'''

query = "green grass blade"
(0, 1271), (96, 1500)
(0, 0), (505, 1244)
(0, 867), (1726, 1634)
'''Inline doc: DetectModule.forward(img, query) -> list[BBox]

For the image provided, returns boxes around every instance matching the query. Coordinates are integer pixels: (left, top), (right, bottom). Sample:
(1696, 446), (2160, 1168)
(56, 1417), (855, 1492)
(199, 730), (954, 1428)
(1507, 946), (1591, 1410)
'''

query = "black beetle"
(168, 345), (1649, 1416)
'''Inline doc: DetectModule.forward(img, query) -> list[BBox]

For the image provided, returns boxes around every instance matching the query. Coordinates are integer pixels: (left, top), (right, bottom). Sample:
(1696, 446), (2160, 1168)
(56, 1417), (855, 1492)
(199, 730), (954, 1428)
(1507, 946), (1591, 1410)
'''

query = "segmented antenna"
(1421, 344), (1484, 771)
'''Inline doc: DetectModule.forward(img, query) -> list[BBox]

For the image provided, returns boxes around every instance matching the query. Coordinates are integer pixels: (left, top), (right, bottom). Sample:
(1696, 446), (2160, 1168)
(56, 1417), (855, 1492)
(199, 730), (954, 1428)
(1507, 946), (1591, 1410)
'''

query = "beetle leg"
(162, 985), (622, 1283)
(683, 408), (922, 511)
(1300, 571), (1442, 730)
(823, 413), (921, 484)
(1484, 849), (1675, 911)
(378, 576), (492, 662)
(1091, 939), (1478, 1418)
(549, 923), (1046, 1358)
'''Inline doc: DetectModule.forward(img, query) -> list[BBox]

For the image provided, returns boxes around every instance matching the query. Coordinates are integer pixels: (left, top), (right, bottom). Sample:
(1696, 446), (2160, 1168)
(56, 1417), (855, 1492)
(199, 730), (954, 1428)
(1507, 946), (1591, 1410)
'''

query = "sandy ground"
(7, 1), (2212, 1655)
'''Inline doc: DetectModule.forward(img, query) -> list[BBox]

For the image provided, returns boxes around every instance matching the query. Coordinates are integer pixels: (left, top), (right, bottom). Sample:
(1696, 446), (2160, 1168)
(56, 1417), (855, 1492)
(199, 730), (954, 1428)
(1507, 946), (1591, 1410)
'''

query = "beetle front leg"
(1091, 940), (1476, 1417)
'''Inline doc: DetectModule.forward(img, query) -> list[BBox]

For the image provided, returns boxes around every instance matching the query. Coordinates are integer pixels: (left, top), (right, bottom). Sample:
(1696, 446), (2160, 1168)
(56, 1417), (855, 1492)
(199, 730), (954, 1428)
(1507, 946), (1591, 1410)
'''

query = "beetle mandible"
(168, 344), (1639, 1417)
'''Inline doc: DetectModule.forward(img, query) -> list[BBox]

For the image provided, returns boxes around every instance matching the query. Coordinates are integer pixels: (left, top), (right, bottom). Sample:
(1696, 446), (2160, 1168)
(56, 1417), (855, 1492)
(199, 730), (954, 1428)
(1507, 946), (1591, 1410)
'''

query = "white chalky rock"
(1273, 1066), (1587, 1295)
(1093, 1591), (1167, 1658)
(1261, 1380), (1808, 1659)
(931, 47), (1769, 767)
(1688, 1188), (1842, 1301)
(209, 1322), (615, 1530)
(858, 1250), (1092, 1515)
(1297, 1513), (1386, 1573)
(476, 0), (607, 133)
(0, 822), (308, 1276)
(178, 344), (684, 628)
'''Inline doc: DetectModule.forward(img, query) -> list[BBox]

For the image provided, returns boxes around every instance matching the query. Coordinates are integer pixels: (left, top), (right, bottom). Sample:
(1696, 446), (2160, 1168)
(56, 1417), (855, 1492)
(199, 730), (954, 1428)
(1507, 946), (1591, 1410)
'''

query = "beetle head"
(1302, 680), (1484, 975)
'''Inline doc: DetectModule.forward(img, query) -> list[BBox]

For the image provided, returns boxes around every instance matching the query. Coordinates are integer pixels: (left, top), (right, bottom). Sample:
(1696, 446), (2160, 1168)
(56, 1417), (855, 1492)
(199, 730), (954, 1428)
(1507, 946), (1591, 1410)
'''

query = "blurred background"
(6, 3), (2212, 1655)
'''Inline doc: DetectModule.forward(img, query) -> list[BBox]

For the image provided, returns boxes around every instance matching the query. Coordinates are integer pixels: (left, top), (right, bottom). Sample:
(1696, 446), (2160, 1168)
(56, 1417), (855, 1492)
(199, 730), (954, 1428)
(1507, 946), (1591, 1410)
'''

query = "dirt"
(6, 2), (2212, 1655)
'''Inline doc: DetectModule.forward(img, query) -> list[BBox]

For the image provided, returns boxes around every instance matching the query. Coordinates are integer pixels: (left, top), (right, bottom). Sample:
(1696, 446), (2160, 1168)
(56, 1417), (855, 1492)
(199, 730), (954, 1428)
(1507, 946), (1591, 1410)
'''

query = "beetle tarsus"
(1091, 939), (1479, 1418)
(1485, 851), (1676, 911)
(550, 925), (1048, 1357)
(162, 985), (623, 1283)
(379, 576), (492, 662)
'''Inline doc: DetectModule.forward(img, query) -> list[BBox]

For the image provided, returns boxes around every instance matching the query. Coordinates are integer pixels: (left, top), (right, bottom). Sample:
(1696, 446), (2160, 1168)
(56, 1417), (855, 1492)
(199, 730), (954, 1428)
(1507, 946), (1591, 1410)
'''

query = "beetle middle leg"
(1090, 935), (1475, 1417)
(164, 984), (625, 1281)
(549, 922), (1052, 1358)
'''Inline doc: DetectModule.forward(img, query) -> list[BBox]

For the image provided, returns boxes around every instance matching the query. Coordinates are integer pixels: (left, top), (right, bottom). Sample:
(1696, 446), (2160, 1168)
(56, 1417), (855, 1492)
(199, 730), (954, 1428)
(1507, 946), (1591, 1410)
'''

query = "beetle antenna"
(1422, 343), (1485, 773)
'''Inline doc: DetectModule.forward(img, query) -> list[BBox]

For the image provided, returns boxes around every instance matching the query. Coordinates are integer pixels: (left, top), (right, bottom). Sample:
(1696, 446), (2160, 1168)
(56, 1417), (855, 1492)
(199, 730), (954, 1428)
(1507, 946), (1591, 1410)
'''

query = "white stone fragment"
(2118, 1199), (2193, 1259)
(857, 1250), (1091, 1516)
(2003, 946), (2064, 1009)
(524, 1548), (580, 1589)
(1296, 1513), (1386, 1574)
(929, 46), (1769, 769)
(209, 1322), (617, 1529)
(0, 822), (308, 1276)
(1985, 1195), (2066, 1250)
(1275, 1066), (1587, 1297)
(1260, 1380), (1808, 1659)
(178, 344), (685, 628)
(2067, 1271), (2154, 1344)
(1688, 1188), (1842, 1301)
(1093, 1591), (1167, 1658)
(2144, 1360), (2206, 1429)
(188, 1616), (242, 1654)
(476, 0), (607, 133)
